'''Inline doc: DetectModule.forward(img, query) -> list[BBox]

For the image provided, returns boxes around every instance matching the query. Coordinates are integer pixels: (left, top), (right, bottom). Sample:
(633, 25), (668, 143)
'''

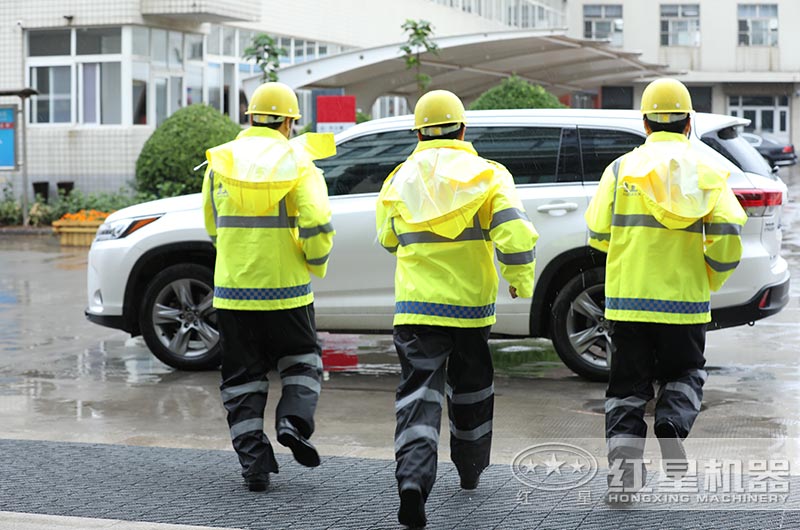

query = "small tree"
(135, 104), (241, 197)
(400, 19), (439, 97)
(243, 34), (286, 82)
(469, 76), (566, 110)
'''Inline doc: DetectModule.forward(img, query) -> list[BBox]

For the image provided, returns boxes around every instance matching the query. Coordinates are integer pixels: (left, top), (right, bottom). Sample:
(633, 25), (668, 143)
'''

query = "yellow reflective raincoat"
(202, 127), (335, 311)
(376, 139), (539, 328)
(585, 131), (746, 324)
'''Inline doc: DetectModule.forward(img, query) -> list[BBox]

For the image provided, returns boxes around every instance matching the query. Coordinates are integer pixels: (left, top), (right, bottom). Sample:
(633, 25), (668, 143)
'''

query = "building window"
(584, 4), (623, 47)
(28, 30), (70, 57)
(738, 4), (778, 46)
(81, 62), (121, 124)
(660, 4), (700, 46)
(728, 95), (789, 136)
(30, 66), (71, 123)
(601, 86), (632, 109)
(76, 28), (121, 55)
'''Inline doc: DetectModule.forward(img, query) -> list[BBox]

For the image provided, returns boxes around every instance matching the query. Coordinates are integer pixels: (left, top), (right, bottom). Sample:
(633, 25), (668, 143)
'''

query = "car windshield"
(701, 126), (773, 175)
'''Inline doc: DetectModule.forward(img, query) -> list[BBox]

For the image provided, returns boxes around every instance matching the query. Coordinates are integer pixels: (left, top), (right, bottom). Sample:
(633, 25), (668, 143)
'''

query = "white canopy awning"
(255, 29), (671, 111)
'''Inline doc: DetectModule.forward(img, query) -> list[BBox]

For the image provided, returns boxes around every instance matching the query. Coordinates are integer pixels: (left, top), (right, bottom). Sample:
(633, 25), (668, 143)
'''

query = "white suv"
(86, 109), (791, 380)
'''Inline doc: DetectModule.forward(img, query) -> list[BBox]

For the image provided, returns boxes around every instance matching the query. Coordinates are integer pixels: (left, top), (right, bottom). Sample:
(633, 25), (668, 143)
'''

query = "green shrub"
(135, 104), (241, 197)
(0, 183), (22, 226)
(469, 76), (566, 110)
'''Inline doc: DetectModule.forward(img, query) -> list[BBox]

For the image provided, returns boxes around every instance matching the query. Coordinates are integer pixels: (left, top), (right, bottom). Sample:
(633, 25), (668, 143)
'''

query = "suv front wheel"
(139, 264), (221, 370)
(551, 268), (611, 382)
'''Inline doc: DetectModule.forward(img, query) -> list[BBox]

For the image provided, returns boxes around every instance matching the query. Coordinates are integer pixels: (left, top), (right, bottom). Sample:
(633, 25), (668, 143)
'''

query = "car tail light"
(732, 189), (782, 217)
(782, 145), (794, 154)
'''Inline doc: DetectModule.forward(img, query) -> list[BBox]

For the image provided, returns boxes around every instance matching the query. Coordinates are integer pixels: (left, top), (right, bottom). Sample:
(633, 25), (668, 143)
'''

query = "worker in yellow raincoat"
(202, 82), (335, 492)
(585, 78), (746, 502)
(376, 90), (538, 528)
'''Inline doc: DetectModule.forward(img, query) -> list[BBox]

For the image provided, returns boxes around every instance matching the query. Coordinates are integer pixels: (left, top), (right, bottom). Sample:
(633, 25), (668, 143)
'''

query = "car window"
(701, 126), (773, 176)
(468, 126), (576, 185)
(316, 130), (417, 196)
(579, 128), (645, 182)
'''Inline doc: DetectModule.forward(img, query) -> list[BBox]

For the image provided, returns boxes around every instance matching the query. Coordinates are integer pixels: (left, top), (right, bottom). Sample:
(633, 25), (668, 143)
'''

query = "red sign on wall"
(316, 95), (356, 133)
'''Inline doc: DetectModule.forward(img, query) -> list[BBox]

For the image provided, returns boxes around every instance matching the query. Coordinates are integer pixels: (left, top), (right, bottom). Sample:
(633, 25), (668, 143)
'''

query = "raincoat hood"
(380, 140), (497, 238)
(206, 128), (335, 215)
(620, 132), (729, 229)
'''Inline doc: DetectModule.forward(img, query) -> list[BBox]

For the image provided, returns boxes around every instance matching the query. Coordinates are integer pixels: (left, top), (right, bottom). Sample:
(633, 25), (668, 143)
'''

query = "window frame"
(737, 3), (778, 47)
(583, 4), (624, 47)
(660, 4), (701, 47)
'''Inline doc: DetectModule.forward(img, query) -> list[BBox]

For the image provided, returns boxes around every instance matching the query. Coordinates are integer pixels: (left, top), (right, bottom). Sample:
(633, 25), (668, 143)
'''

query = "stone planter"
(51, 219), (104, 246)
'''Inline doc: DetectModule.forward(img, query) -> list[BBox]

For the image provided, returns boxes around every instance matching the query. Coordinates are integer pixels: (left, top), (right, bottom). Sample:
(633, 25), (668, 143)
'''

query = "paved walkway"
(2, 439), (800, 529)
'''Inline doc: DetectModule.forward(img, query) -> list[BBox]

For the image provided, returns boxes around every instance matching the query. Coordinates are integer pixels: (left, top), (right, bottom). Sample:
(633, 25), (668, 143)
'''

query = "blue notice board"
(0, 105), (17, 170)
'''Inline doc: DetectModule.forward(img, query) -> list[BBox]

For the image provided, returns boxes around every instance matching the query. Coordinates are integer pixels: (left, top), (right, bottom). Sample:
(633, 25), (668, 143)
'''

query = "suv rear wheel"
(551, 268), (611, 382)
(139, 264), (221, 370)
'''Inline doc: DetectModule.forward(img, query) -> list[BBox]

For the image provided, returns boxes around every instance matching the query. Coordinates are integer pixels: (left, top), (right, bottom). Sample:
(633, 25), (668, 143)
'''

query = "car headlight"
(95, 216), (162, 241)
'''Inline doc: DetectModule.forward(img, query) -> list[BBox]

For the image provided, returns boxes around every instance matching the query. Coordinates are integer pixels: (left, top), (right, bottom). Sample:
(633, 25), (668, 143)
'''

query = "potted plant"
(51, 209), (110, 246)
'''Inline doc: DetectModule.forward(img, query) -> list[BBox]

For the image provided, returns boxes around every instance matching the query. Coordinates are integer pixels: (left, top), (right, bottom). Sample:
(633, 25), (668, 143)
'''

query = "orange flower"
(59, 209), (112, 222)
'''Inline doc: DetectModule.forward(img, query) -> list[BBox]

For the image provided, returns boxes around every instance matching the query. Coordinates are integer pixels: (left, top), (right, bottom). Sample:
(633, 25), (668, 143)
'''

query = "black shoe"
(244, 474), (269, 492)
(276, 418), (320, 468)
(398, 488), (426, 528)
(655, 420), (688, 479)
(460, 474), (480, 490)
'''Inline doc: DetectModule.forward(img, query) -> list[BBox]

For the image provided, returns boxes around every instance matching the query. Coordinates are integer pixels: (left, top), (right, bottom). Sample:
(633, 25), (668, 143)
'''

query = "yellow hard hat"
(640, 78), (693, 123)
(412, 90), (466, 131)
(246, 82), (301, 119)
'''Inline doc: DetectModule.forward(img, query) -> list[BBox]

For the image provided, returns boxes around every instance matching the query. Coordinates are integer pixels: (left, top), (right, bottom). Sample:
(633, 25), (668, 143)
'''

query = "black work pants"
(393, 324), (494, 498)
(606, 321), (707, 464)
(217, 304), (322, 479)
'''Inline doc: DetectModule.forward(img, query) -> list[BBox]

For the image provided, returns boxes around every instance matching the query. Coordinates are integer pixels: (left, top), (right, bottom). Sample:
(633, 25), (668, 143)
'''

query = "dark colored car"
(741, 132), (798, 167)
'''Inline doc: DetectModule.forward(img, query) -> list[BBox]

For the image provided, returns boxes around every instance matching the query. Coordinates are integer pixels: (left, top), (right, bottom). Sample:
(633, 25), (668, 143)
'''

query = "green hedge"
(135, 104), (241, 197)
(469, 76), (566, 110)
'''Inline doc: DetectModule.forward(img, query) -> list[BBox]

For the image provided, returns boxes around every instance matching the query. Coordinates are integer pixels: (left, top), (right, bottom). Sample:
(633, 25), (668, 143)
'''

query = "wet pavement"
(0, 166), (799, 528)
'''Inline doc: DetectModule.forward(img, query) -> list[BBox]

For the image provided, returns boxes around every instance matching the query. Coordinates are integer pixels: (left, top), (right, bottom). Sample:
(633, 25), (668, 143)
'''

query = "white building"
(2, 0), (794, 198)
(564, 0), (800, 145)
(0, 0), (566, 196)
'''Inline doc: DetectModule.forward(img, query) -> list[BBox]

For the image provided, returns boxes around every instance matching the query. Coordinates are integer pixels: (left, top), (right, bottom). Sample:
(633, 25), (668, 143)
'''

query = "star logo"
(511, 443), (599, 491)
(542, 453), (565, 476)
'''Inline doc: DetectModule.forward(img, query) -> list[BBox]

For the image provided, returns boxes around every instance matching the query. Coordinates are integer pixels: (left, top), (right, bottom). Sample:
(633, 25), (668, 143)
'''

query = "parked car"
(85, 109), (791, 381)
(740, 132), (798, 168)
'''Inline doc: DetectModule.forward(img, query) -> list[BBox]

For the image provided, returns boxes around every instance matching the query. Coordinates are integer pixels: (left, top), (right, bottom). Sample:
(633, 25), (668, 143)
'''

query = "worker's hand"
(509, 286), (518, 299)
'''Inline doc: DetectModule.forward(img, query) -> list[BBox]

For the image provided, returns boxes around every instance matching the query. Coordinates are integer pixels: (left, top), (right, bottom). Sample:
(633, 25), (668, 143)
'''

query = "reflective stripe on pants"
(393, 324), (494, 498)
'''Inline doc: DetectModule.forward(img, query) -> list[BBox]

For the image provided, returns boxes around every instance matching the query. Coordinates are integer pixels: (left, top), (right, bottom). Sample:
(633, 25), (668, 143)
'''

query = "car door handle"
(537, 202), (579, 213)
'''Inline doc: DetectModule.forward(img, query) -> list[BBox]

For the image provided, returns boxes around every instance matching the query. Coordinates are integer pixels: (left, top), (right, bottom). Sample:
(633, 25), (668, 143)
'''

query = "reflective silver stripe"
(394, 425), (440, 453)
(281, 375), (321, 394)
(611, 159), (621, 207)
(692, 368), (709, 383)
(306, 253), (330, 266)
(607, 435), (646, 452)
(277, 353), (322, 374)
(705, 255), (739, 272)
(705, 222), (742, 236)
(446, 383), (494, 405)
(209, 171), (218, 227)
(230, 418), (264, 439)
(396, 215), (489, 246)
(490, 208), (529, 230)
(449, 420), (492, 441)
(496, 248), (535, 265)
(605, 396), (647, 413)
(613, 214), (702, 233)
(395, 386), (445, 412)
(382, 244), (398, 253)
(664, 381), (702, 411)
(588, 229), (611, 241)
(221, 380), (269, 402)
(299, 222), (334, 238)
(217, 215), (297, 228)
